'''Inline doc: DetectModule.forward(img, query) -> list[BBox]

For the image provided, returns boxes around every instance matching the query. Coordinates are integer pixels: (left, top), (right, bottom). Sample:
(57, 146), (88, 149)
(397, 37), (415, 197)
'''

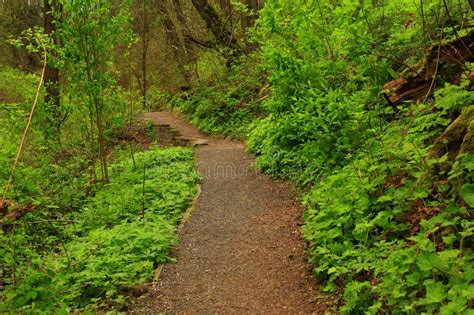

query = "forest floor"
(130, 111), (328, 314)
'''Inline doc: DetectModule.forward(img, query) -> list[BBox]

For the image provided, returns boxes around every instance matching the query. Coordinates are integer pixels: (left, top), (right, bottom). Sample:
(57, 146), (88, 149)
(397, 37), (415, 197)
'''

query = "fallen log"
(383, 29), (474, 106)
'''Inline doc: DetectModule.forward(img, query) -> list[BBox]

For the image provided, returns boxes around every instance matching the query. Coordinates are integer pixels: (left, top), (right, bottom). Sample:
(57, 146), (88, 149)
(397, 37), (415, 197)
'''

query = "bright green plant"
(1, 146), (200, 312)
(171, 52), (267, 139)
(58, 0), (133, 183)
(247, 0), (473, 313)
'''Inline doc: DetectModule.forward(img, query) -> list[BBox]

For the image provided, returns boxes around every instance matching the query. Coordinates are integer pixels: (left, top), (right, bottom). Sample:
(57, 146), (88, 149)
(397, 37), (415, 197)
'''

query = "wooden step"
(149, 123), (209, 147)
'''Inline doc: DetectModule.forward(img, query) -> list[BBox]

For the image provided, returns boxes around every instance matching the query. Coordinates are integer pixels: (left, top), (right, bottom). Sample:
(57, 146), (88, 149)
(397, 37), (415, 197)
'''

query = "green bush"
(248, 0), (474, 313)
(171, 52), (267, 139)
(1, 147), (200, 312)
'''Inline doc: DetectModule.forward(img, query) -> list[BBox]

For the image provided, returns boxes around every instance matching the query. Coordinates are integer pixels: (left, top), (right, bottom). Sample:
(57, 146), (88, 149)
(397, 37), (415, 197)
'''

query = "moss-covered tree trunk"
(428, 106), (474, 161)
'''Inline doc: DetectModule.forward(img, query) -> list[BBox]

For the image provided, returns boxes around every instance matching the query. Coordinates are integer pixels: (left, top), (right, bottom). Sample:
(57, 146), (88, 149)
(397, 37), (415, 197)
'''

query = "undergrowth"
(169, 52), (268, 139)
(246, 1), (474, 313)
(0, 147), (200, 312)
(165, 0), (474, 313)
(301, 86), (474, 313)
(2, 1), (473, 313)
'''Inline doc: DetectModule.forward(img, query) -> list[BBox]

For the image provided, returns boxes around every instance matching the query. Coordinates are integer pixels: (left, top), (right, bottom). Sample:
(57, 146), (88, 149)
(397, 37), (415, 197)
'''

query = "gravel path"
(131, 111), (327, 314)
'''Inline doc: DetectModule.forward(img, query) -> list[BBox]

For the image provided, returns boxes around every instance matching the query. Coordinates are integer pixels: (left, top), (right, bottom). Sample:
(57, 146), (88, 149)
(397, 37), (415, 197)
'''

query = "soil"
(130, 111), (328, 314)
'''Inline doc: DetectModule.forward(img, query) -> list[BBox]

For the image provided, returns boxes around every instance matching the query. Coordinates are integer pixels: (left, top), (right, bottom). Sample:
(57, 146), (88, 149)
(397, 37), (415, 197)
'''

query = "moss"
(428, 106), (474, 160)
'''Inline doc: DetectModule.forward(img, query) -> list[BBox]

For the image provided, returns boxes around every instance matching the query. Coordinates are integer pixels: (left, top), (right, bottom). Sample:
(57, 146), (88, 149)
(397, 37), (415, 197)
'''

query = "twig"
(60, 242), (71, 270)
(442, 0), (473, 58)
(12, 223), (17, 286)
(186, 35), (214, 49)
(57, 239), (108, 273)
(130, 142), (136, 169)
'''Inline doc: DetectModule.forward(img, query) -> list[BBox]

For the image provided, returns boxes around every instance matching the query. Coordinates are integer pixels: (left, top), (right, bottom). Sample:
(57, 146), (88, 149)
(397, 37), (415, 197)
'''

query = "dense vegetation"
(1, 0), (473, 313)
(1, 145), (199, 311)
(0, 63), (199, 312)
(170, 52), (268, 139)
(0, 1), (202, 312)
(249, 2), (473, 313)
(172, 1), (474, 313)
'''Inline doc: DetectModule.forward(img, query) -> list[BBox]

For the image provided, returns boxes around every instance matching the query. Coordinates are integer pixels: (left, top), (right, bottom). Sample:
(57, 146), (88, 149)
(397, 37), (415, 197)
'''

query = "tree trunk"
(383, 29), (474, 106)
(157, 1), (191, 85)
(141, 0), (149, 109)
(190, 0), (240, 64)
(43, 0), (61, 139)
(172, 0), (197, 83)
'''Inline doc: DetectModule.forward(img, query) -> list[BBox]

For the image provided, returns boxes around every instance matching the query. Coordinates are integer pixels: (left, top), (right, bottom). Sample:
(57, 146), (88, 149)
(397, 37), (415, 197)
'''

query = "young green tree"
(59, 0), (132, 183)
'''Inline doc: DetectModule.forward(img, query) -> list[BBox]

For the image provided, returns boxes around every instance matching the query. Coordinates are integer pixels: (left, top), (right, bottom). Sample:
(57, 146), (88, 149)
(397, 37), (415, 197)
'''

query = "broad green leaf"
(460, 184), (474, 208)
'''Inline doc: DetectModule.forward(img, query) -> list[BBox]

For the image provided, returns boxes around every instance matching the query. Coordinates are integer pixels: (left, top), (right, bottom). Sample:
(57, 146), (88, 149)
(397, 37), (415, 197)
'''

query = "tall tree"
(157, 1), (189, 83)
(130, 0), (152, 108)
(43, 0), (61, 140)
(190, 0), (240, 63)
(140, 0), (150, 108)
(172, 0), (198, 83)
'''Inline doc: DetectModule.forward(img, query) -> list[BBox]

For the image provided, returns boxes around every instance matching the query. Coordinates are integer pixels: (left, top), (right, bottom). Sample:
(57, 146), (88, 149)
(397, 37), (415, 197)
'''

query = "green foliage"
(171, 52), (267, 139)
(0, 71), (93, 217)
(0, 67), (72, 207)
(58, 0), (133, 181)
(51, 219), (175, 307)
(0, 66), (37, 105)
(0, 147), (200, 312)
(75, 147), (199, 233)
(0, 1), (198, 313)
(196, 51), (228, 83)
(0, 1), (42, 67)
(59, 0), (133, 98)
(247, 0), (474, 313)
(1, 0), (473, 313)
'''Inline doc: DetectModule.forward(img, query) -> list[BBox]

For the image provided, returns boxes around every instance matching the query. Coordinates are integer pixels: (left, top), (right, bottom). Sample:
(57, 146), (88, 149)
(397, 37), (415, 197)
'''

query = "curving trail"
(131, 111), (327, 314)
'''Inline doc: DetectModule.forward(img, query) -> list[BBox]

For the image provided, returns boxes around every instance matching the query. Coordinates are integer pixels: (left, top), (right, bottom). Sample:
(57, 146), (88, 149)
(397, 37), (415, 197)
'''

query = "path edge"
(153, 182), (202, 285)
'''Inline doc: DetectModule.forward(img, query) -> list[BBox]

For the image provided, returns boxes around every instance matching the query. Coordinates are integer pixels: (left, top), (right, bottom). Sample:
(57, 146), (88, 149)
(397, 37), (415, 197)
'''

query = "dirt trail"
(131, 111), (327, 314)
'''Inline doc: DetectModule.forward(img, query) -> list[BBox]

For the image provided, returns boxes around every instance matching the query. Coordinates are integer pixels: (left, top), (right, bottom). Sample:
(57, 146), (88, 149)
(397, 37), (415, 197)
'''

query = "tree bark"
(141, 0), (149, 109)
(43, 0), (61, 139)
(383, 29), (474, 106)
(0, 204), (36, 232)
(190, 0), (240, 64)
(156, 1), (190, 85)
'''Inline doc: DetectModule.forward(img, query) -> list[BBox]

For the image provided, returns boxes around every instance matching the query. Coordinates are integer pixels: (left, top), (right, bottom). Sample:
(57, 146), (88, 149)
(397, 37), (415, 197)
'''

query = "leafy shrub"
(171, 52), (267, 139)
(1, 147), (200, 311)
(247, 0), (474, 313)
